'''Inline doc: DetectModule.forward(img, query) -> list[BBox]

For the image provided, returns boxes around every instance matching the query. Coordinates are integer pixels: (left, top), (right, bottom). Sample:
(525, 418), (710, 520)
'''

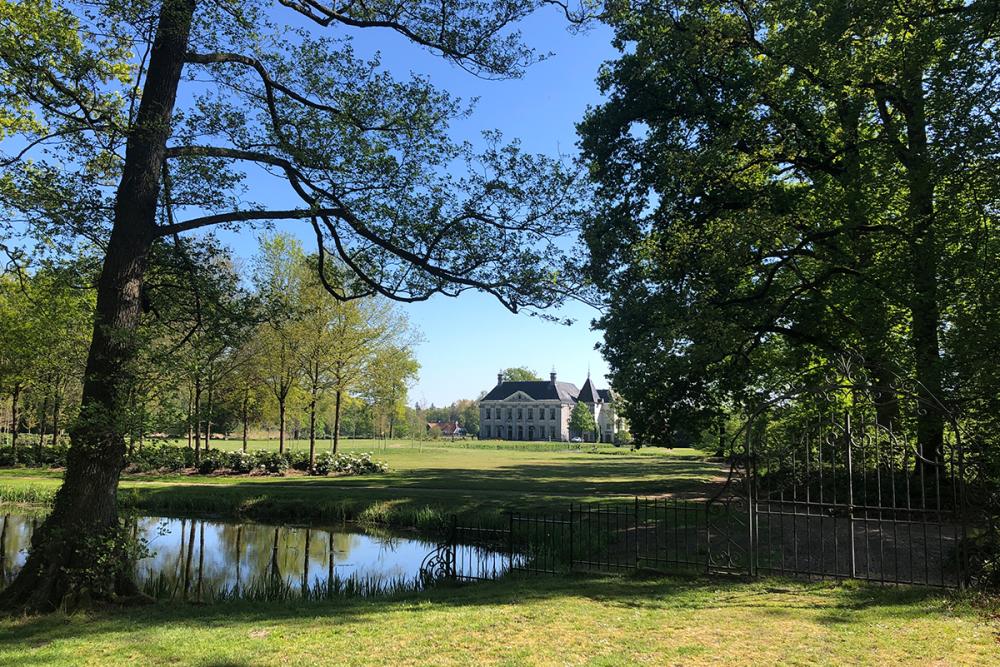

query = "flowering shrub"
(312, 451), (388, 476)
(252, 450), (289, 475)
(226, 451), (255, 474)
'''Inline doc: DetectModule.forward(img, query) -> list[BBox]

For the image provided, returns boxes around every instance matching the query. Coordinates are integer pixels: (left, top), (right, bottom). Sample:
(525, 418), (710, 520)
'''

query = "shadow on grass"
(0, 573), (967, 667)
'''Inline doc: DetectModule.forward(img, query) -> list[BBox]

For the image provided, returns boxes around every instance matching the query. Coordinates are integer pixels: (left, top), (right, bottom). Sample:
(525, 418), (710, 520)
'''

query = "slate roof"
(482, 380), (580, 402)
(597, 389), (613, 402)
(577, 377), (601, 404)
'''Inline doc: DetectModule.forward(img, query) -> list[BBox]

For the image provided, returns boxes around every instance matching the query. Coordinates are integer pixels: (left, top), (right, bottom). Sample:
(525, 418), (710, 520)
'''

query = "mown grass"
(0, 443), (723, 530)
(0, 574), (994, 665)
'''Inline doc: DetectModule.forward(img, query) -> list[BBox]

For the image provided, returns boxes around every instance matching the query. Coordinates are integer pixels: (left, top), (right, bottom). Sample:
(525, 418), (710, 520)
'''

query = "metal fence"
(422, 484), (969, 588)
(422, 371), (974, 589)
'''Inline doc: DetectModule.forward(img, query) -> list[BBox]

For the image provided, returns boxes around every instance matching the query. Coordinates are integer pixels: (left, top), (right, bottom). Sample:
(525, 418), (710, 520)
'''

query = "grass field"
(0, 442), (723, 528)
(0, 574), (995, 665)
(1, 441), (997, 664)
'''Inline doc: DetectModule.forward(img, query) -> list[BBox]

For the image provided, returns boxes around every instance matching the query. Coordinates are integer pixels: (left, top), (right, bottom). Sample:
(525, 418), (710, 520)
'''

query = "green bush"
(312, 451), (388, 476)
(252, 450), (289, 475)
(226, 451), (255, 474)
(128, 444), (193, 472)
(285, 450), (311, 471)
(196, 455), (224, 475)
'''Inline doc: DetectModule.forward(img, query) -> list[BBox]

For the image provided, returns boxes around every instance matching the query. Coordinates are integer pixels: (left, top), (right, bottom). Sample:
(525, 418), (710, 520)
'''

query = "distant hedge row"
(0, 444), (387, 477)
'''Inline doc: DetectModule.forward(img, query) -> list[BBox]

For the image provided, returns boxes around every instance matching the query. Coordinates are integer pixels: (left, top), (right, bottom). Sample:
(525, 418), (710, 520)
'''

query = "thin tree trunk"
(333, 389), (342, 454)
(37, 391), (49, 459)
(0, 0), (196, 613)
(278, 397), (286, 454)
(241, 391), (249, 453)
(194, 376), (202, 464)
(10, 383), (20, 463)
(204, 375), (213, 453)
(51, 386), (61, 448)
(186, 384), (193, 449)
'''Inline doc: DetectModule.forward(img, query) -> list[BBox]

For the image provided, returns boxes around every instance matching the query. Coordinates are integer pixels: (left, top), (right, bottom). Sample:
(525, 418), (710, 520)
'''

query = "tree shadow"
(0, 573), (974, 666)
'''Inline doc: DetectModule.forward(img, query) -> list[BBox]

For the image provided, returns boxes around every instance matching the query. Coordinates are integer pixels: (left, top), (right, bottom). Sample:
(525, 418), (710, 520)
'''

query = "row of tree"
(0, 233), (421, 467)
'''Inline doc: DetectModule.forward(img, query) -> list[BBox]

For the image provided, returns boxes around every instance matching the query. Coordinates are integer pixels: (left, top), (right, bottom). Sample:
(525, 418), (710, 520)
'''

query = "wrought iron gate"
(422, 371), (971, 588)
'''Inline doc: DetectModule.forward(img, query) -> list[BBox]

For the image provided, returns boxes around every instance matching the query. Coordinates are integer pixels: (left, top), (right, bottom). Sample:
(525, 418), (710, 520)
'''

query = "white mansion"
(479, 371), (623, 443)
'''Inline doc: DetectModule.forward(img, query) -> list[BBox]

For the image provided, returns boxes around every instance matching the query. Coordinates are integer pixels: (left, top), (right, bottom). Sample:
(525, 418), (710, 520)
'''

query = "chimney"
(550, 370), (557, 383)
(497, 372), (503, 385)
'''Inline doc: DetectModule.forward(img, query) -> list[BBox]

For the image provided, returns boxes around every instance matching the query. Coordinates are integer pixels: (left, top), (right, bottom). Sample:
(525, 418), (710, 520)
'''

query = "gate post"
(568, 503), (574, 571)
(507, 511), (514, 573)
(746, 430), (755, 578)
(845, 412), (857, 579)
(634, 496), (641, 567)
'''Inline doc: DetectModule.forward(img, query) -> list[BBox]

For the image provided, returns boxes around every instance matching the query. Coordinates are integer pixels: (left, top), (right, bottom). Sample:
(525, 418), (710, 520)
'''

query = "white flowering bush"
(312, 451), (388, 476)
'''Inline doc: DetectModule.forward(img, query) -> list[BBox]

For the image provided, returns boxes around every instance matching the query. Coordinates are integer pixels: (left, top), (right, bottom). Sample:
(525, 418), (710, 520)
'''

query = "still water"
(0, 513), (469, 600)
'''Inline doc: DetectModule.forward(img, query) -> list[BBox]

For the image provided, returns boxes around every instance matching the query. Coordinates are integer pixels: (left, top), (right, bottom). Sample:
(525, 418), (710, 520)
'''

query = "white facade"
(478, 372), (622, 443)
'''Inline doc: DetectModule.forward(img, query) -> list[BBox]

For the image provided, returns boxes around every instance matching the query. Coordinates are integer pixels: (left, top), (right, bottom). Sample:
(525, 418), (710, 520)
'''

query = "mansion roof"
(482, 380), (580, 402)
(482, 376), (614, 404)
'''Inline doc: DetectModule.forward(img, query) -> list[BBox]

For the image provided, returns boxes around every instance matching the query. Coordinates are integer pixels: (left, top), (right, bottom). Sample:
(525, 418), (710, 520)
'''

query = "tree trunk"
(51, 386), (61, 448)
(901, 53), (945, 468)
(193, 376), (202, 464)
(10, 383), (20, 463)
(186, 384), (193, 449)
(241, 391), (249, 453)
(204, 374), (213, 453)
(37, 391), (49, 459)
(308, 390), (317, 467)
(0, 0), (196, 613)
(333, 389), (342, 454)
(278, 398), (286, 454)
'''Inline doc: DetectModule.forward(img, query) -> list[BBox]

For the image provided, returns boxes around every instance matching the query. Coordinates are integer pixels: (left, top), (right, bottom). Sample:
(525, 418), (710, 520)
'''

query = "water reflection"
(0, 513), (457, 601)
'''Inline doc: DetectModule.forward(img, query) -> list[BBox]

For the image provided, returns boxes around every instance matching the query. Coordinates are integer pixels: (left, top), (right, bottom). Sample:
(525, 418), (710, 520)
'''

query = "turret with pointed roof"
(576, 375), (601, 404)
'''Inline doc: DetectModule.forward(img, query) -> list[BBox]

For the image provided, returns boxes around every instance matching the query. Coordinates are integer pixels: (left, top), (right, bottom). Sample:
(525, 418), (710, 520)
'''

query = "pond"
(0, 513), (511, 601)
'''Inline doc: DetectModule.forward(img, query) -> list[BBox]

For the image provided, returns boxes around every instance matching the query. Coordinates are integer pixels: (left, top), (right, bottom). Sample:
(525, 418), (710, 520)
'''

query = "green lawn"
(1, 443), (995, 664)
(0, 442), (723, 528)
(0, 575), (994, 665)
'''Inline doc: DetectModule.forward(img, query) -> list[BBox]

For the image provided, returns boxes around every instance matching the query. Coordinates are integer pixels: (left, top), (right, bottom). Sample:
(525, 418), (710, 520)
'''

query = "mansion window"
(517, 407), (522, 419)
(550, 408), (556, 420)
(537, 407), (544, 420)
(527, 408), (533, 420)
(484, 425), (491, 437)
(507, 408), (512, 419)
(484, 407), (491, 419)
(550, 426), (557, 440)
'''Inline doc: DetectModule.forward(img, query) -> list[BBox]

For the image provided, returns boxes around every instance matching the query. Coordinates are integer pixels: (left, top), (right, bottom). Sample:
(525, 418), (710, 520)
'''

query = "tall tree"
(579, 0), (1000, 452)
(1, 0), (591, 610)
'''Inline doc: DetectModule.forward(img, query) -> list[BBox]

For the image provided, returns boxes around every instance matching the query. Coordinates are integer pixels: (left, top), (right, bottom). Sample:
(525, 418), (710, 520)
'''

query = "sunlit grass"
(0, 575), (994, 665)
(0, 442), (724, 529)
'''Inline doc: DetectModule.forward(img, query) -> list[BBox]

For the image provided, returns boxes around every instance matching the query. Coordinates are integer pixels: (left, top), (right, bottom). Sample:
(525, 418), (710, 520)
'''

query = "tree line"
(0, 233), (421, 467)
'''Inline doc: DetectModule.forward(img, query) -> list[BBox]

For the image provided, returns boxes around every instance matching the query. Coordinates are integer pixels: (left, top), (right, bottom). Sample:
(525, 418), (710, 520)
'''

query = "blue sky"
(218, 11), (620, 407)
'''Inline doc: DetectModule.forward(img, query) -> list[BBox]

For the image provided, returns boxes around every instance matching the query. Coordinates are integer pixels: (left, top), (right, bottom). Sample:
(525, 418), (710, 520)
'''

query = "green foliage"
(501, 367), (542, 382)
(251, 451), (290, 476)
(312, 451), (389, 476)
(579, 1), (1000, 454)
(568, 401), (597, 439)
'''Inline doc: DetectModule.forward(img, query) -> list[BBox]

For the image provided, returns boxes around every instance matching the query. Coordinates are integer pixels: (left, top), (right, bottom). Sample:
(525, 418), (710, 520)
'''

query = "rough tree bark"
(0, 0), (196, 612)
